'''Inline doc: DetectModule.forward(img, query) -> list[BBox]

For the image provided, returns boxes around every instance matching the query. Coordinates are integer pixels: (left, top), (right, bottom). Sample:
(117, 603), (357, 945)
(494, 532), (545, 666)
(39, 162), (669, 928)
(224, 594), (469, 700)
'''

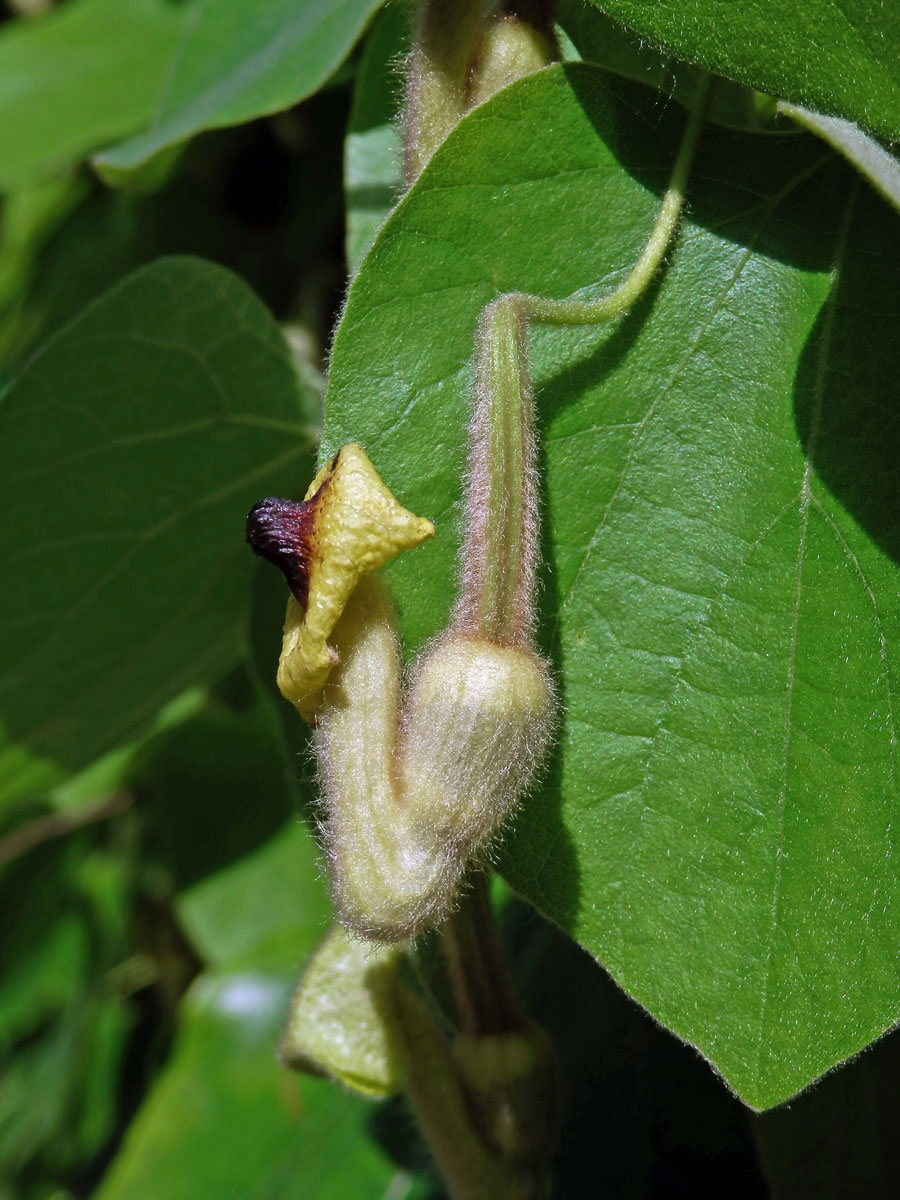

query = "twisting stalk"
(521, 72), (713, 325)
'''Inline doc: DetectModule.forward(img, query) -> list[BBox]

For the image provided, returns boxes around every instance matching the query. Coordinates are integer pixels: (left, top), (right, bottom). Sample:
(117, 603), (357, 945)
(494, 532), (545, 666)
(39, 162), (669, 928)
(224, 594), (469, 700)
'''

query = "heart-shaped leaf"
(0, 256), (317, 805)
(322, 64), (900, 1109)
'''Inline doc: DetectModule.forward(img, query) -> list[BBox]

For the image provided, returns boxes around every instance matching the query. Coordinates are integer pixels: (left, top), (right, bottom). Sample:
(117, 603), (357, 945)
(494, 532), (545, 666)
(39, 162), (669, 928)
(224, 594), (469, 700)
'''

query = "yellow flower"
(246, 443), (433, 721)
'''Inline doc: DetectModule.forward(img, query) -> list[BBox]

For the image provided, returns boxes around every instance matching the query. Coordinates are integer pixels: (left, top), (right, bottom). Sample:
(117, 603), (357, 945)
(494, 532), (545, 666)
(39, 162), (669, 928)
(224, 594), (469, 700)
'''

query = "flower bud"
(403, 0), (487, 182)
(400, 635), (555, 859)
(403, 1), (557, 183)
(319, 615), (555, 941)
(279, 924), (404, 1097)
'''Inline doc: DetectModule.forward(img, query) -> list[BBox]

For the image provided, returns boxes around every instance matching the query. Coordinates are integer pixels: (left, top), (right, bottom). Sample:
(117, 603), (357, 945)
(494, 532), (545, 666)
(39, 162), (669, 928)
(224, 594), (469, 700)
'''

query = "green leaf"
(134, 701), (295, 897)
(322, 64), (900, 1108)
(0, 256), (317, 805)
(130, 654), (329, 968)
(95, 0), (385, 178)
(587, 0), (900, 142)
(94, 967), (423, 1200)
(0, 840), (91, 1045)
(0, 0), (189, 189)
(177, 821), (330, 973)
(96, 708), (428, 1197)
(44, 686), (205, 815)
(0, 838), (132, 1185)
(778, 103), (900, 216)
(0, 175), (86, 366)
(558, 0), (780, 131)
(3, 115), (343, 375)
(94, 805), (423, 1199)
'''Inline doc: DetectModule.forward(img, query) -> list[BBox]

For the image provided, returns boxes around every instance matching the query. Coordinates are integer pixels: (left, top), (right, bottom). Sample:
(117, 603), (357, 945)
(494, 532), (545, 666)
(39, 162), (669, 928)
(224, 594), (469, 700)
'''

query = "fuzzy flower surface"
(246, 442), (434, 721)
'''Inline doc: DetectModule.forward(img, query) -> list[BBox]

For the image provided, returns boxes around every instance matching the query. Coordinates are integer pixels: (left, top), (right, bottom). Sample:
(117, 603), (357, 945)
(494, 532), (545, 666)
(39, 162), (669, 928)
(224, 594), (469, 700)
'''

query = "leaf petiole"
(521, 72), (713, 325)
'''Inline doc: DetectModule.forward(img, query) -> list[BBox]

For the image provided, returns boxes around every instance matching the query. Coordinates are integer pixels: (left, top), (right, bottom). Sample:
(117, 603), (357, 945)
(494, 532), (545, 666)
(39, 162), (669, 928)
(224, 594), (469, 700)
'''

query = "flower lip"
(247, 442), (435, 722)
(246, 481), (330, 608)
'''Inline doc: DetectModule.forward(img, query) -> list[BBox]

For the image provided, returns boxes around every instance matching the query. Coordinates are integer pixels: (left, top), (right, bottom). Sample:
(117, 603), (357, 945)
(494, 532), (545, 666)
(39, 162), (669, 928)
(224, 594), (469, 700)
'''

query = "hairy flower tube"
(246, 442), (434, 721)
(246, 297), (556, 940)
(248, 0), (712, 945)
(403, 0), (557, 182)
(317, 577), (554, 939)
(245, 74), (710, 933)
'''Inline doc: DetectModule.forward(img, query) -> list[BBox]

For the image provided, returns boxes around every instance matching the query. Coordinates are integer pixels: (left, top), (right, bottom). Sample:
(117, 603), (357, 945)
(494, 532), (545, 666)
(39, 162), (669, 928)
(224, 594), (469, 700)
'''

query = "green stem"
(457, 76), (712, 646)
(391, 981), (512, 1200)
(0, 790), (132, 868)
(458, 296), (537, 645)
(521, 71), (713, 325)
(440, 874), (560, 1200)
(397, 67), (713, 1200)
(441, 871), (525, 1036)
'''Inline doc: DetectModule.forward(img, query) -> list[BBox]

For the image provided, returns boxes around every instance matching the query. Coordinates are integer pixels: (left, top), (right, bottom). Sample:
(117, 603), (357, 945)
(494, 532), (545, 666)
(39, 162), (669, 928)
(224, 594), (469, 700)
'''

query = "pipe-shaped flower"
(318, 576), (555, 941)
(246, 443), (434, 721)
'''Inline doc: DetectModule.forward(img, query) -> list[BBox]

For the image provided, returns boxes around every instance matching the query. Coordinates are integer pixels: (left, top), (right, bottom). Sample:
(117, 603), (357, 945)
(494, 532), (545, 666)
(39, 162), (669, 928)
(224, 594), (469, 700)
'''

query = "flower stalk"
(441, 875), (559, 1199)
(520, 71), (713, 326)
(456, 296), (538, 646)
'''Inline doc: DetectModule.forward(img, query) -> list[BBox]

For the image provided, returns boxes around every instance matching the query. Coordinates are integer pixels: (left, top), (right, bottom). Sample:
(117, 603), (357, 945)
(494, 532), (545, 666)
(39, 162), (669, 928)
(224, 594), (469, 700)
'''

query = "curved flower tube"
(246, 442), (434, 721)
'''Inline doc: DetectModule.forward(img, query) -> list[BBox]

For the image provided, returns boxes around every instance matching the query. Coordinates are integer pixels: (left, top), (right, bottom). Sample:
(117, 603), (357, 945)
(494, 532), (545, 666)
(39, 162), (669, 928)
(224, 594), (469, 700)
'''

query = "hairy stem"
(404, 0), (490, 182)
(522, 72), (713, 325)
(441, 871), (526, 1036)
(455, 76), (712, 649)
(456, 297), (538, 645)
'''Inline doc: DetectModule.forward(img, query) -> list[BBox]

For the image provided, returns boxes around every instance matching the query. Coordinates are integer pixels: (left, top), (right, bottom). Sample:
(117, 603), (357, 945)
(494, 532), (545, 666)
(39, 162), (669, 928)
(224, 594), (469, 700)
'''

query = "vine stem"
(461, 74), (713, 647)
(390, 978), (513, 1200)
(441, 870), (525, 1036)
(401, 63), (714, 1200)
(520, 72), (714, 325)
(438, 872), (557, 1200)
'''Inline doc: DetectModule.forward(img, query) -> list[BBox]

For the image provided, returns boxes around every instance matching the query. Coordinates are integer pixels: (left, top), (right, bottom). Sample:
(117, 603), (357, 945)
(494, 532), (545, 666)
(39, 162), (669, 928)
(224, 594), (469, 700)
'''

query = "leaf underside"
(588, 0), (900, 143)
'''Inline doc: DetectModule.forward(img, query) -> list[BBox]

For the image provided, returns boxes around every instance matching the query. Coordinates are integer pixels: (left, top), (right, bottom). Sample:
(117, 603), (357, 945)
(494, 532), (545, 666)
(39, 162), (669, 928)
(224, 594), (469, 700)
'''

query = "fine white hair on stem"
(316, 578), (555, 942)
(454, 296), (541, 647)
